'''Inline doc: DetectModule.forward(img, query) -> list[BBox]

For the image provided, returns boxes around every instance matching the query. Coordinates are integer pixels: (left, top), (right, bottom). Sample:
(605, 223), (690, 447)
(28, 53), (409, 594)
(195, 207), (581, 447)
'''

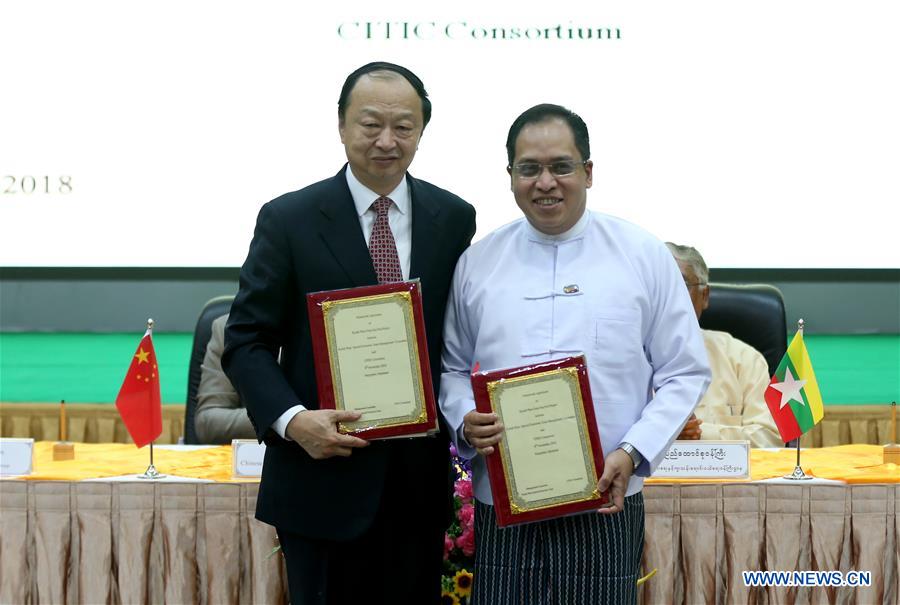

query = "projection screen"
(2, 1), (898, 268)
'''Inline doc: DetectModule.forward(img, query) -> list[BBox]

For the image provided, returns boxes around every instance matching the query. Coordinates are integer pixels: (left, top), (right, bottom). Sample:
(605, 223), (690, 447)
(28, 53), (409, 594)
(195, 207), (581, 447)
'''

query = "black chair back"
(183, 295), (235, 444)
(699, 283), (787, 377)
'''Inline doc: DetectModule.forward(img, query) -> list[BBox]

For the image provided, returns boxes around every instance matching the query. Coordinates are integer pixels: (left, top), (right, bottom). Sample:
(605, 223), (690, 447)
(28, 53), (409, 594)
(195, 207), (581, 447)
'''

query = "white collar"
(345, 166), (410, 216)
(524, 208), (591, 243)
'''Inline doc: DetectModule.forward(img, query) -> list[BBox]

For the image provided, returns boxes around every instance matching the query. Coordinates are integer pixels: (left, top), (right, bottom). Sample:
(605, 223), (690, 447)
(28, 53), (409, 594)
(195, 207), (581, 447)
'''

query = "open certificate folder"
(307, 281), (438, 440)
(471, 355), (608, 526)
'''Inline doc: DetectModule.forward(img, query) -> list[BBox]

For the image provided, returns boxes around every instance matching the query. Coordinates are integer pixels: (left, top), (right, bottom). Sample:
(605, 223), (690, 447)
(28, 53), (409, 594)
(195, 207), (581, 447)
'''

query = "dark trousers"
(277, 453), (446, 605)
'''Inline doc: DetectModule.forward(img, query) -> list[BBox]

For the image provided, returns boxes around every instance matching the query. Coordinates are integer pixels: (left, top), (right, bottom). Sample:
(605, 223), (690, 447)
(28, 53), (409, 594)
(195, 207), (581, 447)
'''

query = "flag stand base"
(782, 465), (813, 481)
(884, 444), (900, 465)
(52, 441), (75, 461)
(137, 464), (166, 480)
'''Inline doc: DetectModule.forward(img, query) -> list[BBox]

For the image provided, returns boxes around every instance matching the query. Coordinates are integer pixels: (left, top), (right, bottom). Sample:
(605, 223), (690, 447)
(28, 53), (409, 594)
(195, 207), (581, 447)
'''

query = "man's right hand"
(463, 410), (504, 456)
(285, 409), (370, 459)
(678, 413), (703, 440)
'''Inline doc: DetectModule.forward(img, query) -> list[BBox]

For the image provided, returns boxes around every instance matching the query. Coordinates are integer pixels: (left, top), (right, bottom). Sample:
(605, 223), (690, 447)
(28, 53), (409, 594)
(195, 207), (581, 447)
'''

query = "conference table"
(1, 402), (896, 448)
(1, 443), (896, 605)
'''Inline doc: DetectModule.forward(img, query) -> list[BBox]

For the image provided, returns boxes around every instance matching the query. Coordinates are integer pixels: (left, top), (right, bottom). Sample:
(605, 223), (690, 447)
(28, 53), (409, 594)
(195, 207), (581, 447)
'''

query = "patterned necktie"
(368, 196), (403, 284)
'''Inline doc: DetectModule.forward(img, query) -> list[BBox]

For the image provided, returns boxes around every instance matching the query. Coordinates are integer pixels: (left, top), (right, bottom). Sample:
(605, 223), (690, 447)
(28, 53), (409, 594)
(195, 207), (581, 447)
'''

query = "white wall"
(3, 1), (898, 268)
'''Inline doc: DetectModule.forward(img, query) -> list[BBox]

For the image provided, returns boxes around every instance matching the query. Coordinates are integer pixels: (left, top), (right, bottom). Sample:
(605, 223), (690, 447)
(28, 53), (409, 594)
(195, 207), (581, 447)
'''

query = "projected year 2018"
(2, 175), (72, 195)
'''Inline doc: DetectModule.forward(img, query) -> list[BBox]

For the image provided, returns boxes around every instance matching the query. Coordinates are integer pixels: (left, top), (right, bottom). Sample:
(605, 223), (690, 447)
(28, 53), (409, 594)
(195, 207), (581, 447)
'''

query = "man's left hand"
(678, 413), (703, 440)
(597, 448), (634, 515)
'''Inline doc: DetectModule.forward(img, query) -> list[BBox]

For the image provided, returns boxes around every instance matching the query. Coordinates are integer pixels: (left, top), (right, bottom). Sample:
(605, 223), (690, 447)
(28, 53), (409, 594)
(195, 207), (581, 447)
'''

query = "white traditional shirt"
(440, 210), (711, 504)
(696, 329), (782, 447)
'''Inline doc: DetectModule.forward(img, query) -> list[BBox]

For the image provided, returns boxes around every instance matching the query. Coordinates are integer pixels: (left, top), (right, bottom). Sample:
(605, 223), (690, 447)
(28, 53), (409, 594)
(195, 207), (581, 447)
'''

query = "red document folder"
(307, 281), (438, 440)
(471, 355), (608, 526)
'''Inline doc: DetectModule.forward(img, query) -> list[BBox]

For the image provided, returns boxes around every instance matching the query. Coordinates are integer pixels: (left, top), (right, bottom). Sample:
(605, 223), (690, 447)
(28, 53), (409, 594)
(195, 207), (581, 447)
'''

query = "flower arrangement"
(441, 443), (475, 604)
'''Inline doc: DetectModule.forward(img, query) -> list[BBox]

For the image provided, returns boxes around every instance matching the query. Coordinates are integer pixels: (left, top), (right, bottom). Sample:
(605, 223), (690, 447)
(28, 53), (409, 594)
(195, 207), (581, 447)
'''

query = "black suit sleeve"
(222, 201), (302, 440)
(458, 204), (477, 258)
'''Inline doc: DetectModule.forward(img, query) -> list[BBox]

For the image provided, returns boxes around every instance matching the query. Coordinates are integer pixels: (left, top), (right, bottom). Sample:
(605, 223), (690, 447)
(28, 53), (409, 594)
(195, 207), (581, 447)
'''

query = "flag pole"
(884, 401), (899, 464)
(783, 318), (812, 480)
(138, 318), (166, 480)
(52, 399), (75, 460)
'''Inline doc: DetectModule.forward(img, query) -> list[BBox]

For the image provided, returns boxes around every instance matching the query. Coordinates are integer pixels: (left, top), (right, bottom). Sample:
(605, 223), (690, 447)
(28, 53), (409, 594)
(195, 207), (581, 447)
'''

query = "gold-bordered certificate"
(471, 356), (607, 526)
(307, 281), (437, 439)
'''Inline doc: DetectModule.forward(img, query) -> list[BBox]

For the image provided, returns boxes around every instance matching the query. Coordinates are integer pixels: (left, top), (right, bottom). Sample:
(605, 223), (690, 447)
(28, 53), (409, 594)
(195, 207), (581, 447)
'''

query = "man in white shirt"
(666, 242), (783, 447)
(439, 104), (710, 604)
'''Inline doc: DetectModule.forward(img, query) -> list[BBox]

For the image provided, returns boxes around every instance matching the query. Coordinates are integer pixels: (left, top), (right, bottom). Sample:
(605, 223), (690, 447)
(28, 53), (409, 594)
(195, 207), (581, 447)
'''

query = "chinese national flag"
(115, 329), (162, 447)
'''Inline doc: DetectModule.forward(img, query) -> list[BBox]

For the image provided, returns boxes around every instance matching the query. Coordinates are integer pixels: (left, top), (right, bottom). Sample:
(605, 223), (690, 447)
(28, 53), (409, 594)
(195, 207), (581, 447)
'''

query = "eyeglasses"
(683, 280), (708, 289)
(509, 160), (588, 179)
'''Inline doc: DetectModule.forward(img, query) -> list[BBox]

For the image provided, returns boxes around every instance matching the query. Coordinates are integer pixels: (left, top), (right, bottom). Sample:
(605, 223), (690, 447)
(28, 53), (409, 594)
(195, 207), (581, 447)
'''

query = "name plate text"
(652, 440), (750, 479)
(0, 438), (35, 476)
(232, 439), (266, 478)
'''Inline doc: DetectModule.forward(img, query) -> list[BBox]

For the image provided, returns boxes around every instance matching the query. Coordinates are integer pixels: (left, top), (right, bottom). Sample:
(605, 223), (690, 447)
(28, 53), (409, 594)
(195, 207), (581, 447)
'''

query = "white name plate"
(232, 439), (266, 478)
(0, 438), (35, 476)
(652, 440), (750, 479)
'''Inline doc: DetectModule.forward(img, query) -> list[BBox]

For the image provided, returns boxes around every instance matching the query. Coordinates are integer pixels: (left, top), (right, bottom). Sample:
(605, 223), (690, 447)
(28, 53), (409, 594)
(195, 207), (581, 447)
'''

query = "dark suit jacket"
(222, 165), (476, 541)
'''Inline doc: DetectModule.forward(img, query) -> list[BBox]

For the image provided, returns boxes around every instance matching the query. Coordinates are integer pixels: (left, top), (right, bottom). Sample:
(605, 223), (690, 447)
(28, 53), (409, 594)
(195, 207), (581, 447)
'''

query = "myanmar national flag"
(765, 330), (824, 442)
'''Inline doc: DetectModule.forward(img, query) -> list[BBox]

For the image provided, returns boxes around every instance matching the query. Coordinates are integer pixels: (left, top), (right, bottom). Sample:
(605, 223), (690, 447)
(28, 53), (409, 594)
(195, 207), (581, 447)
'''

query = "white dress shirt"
(439, 210), (711, 503)
(272, 167), (414, 438)
(346, 167), (412, 280)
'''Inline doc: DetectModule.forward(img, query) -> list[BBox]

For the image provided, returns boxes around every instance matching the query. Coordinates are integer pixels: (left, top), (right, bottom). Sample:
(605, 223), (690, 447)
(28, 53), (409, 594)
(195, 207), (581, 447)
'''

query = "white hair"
(665, 242), (709, 285)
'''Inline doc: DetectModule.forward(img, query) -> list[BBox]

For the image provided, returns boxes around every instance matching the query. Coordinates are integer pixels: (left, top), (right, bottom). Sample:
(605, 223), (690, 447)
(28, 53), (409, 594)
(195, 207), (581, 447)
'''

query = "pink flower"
(454, 478), (473, 501)
(457, 503), (475, 531)
(443, 533), (455, 560)
(456, 527), (476, 557)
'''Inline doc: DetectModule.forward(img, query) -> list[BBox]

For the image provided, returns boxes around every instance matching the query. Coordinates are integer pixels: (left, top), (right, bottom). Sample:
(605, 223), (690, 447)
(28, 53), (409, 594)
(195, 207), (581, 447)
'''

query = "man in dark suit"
(222, 62), (476, 604)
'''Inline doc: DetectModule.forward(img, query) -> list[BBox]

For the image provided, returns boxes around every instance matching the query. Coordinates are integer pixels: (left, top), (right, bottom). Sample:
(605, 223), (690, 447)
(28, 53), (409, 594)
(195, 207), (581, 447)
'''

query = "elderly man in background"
(667, 242), (782, 447)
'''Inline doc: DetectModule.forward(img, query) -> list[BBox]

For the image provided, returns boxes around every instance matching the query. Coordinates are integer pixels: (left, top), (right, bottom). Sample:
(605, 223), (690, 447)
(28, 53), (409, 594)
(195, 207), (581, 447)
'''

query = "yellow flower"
(637, 567), (658, 586)
(441, 590), (460, 605)
(454, 569), (474, 598)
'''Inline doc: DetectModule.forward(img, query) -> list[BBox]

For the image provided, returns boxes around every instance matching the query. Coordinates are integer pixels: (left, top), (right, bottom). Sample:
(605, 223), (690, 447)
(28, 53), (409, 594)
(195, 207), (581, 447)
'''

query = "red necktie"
(368, 197), (403, 284)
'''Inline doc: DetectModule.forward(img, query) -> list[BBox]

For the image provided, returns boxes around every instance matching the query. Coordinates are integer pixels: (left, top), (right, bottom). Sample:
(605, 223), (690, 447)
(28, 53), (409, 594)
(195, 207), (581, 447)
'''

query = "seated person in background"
(194, 314), (255, 443)
(666, 242), (783, 447)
